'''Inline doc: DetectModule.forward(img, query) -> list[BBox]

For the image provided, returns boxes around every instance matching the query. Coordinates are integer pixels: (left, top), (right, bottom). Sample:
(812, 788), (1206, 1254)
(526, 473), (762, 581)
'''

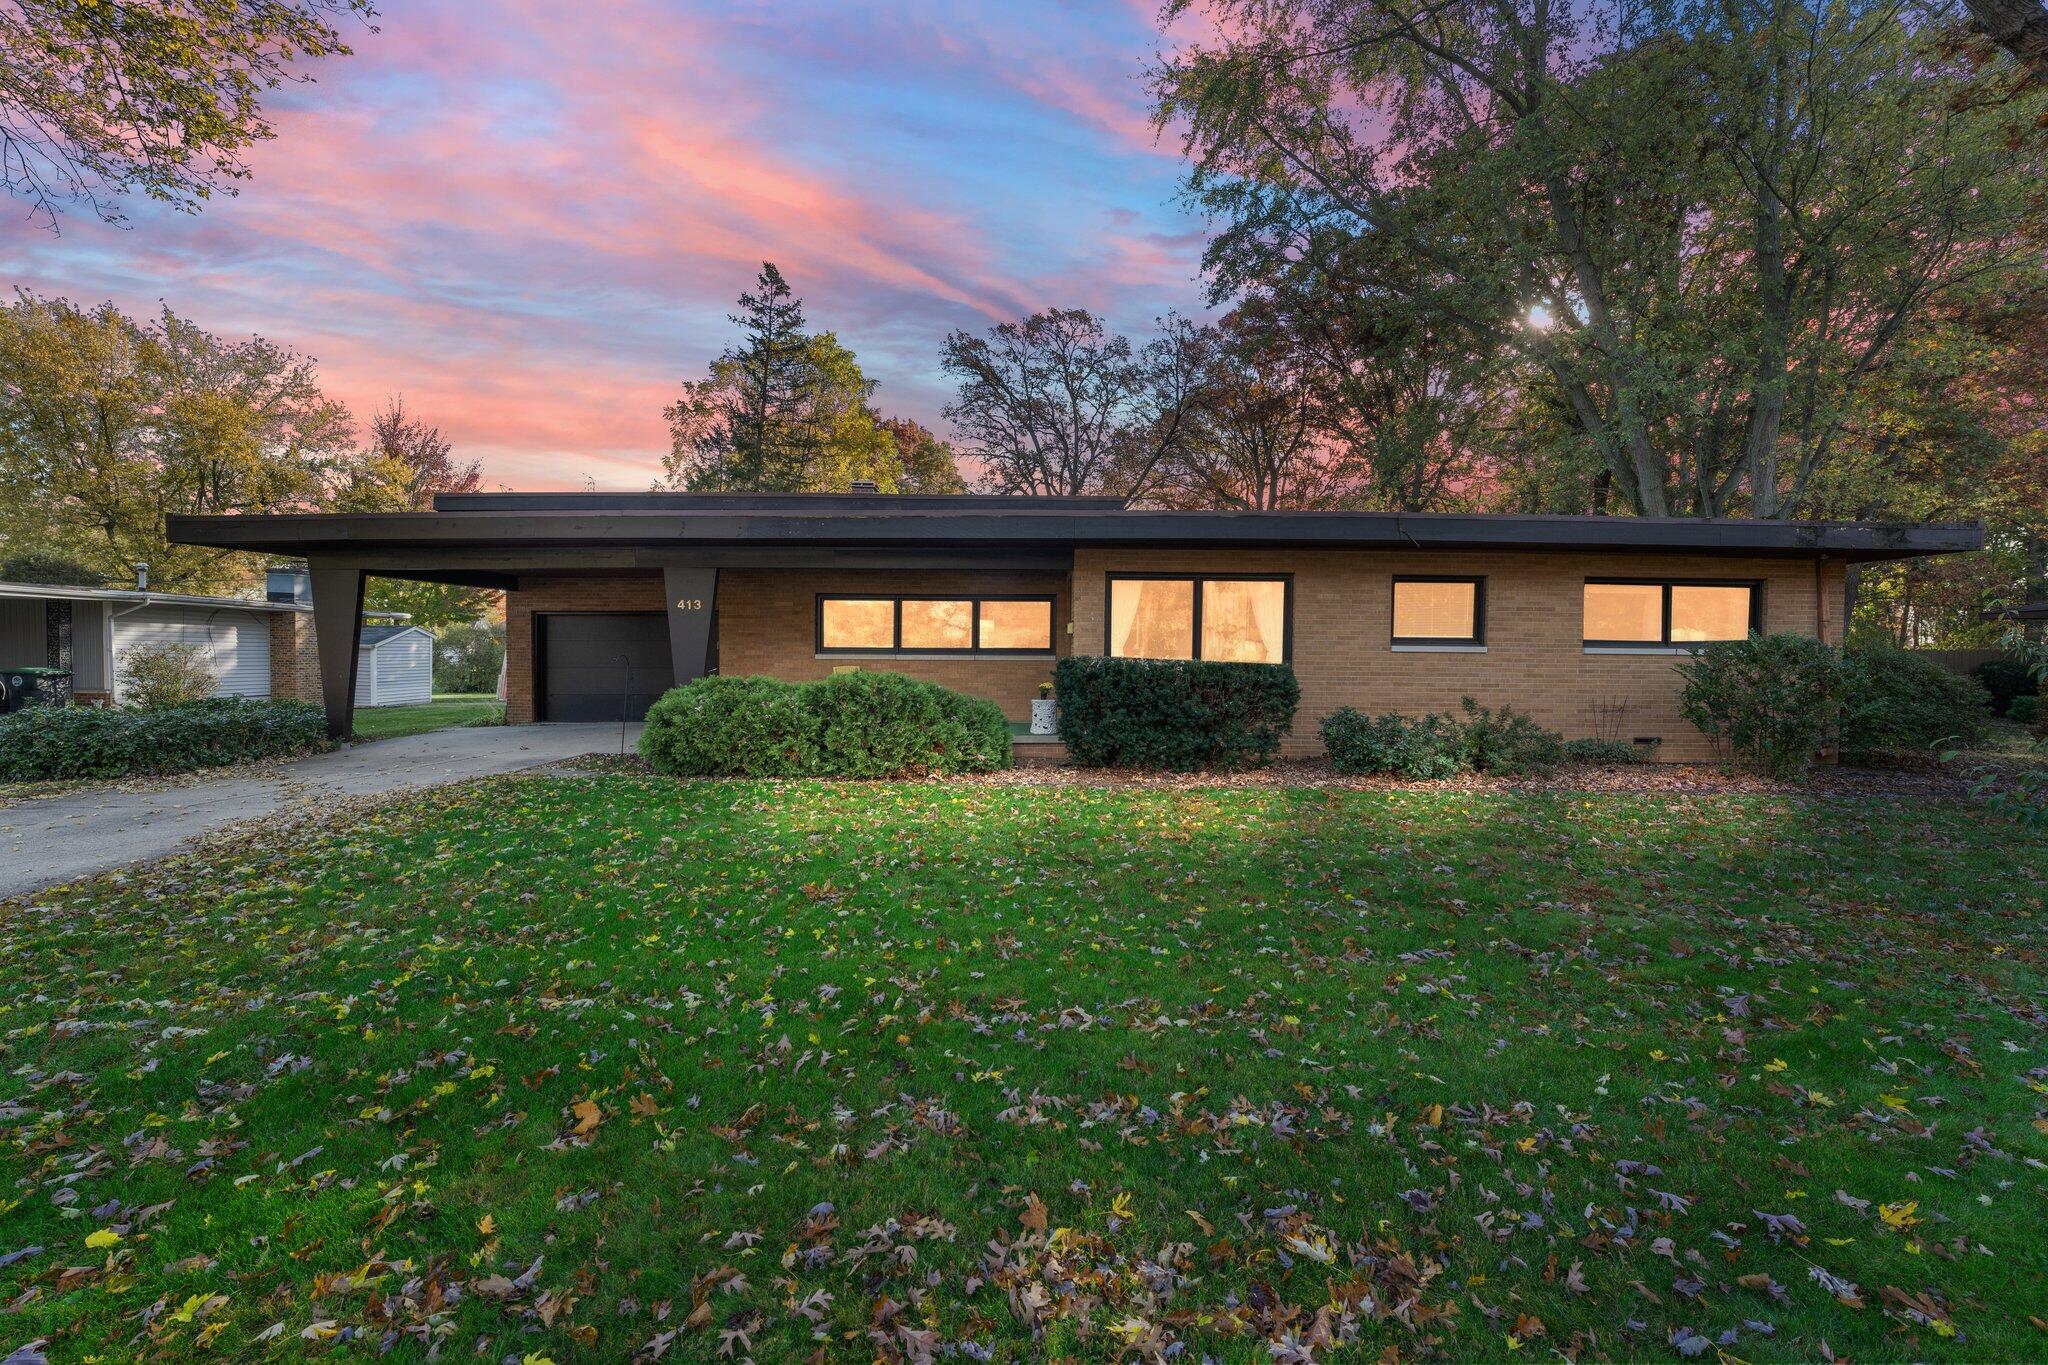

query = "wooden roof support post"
(663, 567), (718, 688)
(308, 562), (365, 742)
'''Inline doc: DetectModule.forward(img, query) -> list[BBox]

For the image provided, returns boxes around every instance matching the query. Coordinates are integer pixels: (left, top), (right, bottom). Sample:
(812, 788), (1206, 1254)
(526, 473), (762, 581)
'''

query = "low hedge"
(2011, 693), (2039, 727)
(638, 672), (1011, 778)
(1320, 709), (1467, 779)
(0, 698), (332, 781)
(1840, 645), (1993, 754)
(1052, 656), (1300, 770)
(1975, 658), (2038, 717)
(1322, 698), (1576, 778)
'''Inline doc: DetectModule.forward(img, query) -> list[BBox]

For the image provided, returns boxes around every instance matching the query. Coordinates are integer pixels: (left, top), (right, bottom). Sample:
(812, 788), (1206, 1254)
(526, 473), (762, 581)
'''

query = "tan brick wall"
(1071, 549), (1848, 762)
(505, 576), (669, 723)
(716, 569), (1069, 722)
(504, 570), (1069, 724)
(267, 612), (321, 703)
(504, 555), (1849, 759)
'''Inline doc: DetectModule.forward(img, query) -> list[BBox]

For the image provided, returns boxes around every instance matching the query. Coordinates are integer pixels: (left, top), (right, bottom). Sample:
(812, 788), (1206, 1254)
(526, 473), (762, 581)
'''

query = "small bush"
(1561, 736), (1652, 765)
(1457, 698), (1564, 775)
(118, 642), (219, 711)
(638, 672), (1010, 778)
(1840, 645), (1992, 754)
(2010, 694), (2039, 726)
(640, 675), (819, 777)
(1321, 708), (1467, 778)
(1053, 657), (1300, 770)
(1678, 633), (1843, 779)
(1974, 658), (2037, 717)
(0, 698), (331, 781)
(434, 621), (505, 694)
(806, 671), (1011, 778)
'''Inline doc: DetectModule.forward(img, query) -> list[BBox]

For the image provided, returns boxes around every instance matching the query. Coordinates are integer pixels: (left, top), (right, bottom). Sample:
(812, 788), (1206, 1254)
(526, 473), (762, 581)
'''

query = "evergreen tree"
(662, 264), (901, 493)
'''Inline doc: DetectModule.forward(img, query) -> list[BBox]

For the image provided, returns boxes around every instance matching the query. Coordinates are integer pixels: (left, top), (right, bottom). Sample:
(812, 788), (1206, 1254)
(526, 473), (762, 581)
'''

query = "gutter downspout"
(105, 597), (151, 706)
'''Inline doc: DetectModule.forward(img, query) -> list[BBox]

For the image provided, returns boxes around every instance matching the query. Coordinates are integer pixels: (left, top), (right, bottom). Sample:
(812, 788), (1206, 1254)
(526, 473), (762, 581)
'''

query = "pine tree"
(662, 264), (904, 493)
(724, 263), (812, 488)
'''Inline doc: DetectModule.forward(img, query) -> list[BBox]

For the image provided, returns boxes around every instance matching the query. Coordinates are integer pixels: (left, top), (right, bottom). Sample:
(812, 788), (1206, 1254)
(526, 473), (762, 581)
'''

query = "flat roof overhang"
(166, 509), (1984, 574)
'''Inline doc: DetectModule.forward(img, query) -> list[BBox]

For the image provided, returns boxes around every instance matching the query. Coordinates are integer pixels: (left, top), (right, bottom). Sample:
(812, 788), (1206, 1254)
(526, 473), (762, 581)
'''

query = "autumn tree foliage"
(663, 264), (959, 495)
(940, 309), (1214, 498)
(0, 290), (352, 594)
(1152, 0), (2047, 522)
(0, 0), (378, 229)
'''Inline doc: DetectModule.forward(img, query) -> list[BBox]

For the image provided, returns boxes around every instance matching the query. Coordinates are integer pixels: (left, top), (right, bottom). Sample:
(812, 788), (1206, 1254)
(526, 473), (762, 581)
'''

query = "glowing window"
(900, 599), (973, 651)
(820, 598), (894, 651)
(1584, 581), (1756, 647)
(1392, 578), (1483, 645)
(977, 599), (1053, 652)
(1107, 576), (1289, 664)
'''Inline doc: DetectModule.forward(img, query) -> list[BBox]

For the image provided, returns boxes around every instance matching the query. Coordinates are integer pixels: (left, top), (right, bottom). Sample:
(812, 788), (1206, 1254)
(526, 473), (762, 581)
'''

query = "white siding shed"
(354, 625), (434, 707)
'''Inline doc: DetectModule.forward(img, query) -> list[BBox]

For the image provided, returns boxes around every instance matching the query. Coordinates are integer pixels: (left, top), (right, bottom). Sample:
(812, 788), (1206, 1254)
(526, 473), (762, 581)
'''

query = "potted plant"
(1030, 680), (1057, 735)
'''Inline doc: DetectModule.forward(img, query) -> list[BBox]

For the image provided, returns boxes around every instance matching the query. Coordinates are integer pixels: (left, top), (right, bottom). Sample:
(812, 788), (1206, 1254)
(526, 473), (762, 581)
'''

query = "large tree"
(876, 417), (968, 494)
(328, 398), (496, 627)
(940, 309), (1213, 498)
(1, 0), (377, 230)
(1154, 0), (2046, 519)
(0, 290), (350, 592)
(661, 264), (903, 493)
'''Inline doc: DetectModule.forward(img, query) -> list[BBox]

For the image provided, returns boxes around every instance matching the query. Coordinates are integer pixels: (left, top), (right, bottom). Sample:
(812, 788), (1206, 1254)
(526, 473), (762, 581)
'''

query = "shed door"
(538, 613), (673, 721)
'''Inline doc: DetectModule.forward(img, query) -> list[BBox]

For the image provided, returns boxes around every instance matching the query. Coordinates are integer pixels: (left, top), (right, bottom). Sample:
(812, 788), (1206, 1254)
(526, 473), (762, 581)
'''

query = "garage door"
(538, 613), (674, 721)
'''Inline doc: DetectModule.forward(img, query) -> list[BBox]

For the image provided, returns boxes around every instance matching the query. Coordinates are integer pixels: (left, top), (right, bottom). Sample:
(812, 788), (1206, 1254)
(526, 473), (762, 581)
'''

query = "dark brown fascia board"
(433, 491), (1132, 513)
(165, 510), (1984, 563)
(1986, 602), (2048, 621)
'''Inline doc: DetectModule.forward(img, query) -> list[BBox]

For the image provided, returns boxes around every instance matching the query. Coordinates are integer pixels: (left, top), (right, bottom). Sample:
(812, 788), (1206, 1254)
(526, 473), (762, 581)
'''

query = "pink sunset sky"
(0, 0), (1217, 489)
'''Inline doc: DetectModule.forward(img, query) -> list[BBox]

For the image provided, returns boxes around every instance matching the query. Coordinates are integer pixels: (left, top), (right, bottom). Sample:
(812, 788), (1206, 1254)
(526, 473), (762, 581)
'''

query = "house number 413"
(674, 598), (704, 611)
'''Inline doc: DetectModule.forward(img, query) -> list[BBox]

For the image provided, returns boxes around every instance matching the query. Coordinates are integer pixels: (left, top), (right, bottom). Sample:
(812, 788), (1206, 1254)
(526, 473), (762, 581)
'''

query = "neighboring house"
(166, 491), (1982, 759)
(354, 625), (435, 708)
(0, 576), (319, 706)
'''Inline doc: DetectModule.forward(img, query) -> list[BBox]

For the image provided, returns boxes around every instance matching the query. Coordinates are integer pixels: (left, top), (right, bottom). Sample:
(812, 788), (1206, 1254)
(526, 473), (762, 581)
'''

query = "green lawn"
(350, 692), (503, 741)
(2, 779), (2043, 1361)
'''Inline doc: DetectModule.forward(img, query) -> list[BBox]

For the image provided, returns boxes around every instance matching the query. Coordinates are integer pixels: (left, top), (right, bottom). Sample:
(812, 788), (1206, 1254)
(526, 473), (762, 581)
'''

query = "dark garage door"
(538, 613), (674, 721)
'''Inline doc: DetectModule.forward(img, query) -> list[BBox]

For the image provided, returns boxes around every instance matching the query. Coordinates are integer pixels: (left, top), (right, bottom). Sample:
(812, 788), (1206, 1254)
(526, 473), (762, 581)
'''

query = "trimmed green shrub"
(1840, 645), (1992, 754)
(1975, 658), (2037, 717)
(639, 675), (821, 777)
(0, 698), (330, 781)
(2010, 694), (2039, 726)
(805, 671), (1011, 778)
(1457, 698), (1564, 775)
(1321, 708), (1467, 778)
(1560, 736), (1652, 765)
(637, 672), (1010, 778)
(1678, 633), (1843, 779)
(1053, 656), (1300, 770)
(1322, 700), (1574, 778)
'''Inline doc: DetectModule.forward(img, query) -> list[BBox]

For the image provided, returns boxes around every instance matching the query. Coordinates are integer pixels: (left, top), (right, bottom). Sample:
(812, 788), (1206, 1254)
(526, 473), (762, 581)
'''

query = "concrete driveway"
(0, 723), (640, 899)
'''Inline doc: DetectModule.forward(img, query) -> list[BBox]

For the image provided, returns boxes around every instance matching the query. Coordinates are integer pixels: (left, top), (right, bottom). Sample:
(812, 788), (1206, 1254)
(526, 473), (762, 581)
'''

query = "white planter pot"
(1029, 698), (1057, 735)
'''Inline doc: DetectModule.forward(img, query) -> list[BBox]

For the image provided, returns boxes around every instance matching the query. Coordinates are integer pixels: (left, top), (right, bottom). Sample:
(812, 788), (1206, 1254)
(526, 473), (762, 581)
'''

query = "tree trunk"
(1963, 0), (2048, 84)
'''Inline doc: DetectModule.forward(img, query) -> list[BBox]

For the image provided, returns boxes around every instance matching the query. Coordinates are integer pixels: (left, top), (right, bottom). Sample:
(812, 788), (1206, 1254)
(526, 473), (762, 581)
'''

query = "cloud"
(1, 0), (1211, 489)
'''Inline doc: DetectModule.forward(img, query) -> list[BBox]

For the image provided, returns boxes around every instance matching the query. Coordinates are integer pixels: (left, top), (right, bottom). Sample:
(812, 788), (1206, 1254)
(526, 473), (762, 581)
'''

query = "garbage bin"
(0, 666), (73, 713)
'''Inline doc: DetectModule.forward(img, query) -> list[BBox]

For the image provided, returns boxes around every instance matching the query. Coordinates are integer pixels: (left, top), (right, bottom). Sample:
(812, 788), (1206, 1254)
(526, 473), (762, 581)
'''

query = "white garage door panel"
(112, 605), (271, 700)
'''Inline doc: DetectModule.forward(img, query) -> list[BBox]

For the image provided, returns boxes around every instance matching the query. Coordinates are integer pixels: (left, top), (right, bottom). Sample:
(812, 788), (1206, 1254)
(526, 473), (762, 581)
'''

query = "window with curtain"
(816, 596), (1054, 655)
(1583, 580), (1757, 647)
(1107, 576), (1289, 664)
(1392, 577), (1484, 646)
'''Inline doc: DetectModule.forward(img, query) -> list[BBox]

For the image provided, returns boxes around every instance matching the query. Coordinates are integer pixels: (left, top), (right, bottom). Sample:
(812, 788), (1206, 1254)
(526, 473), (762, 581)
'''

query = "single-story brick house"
(165, 491), (1981, 759)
